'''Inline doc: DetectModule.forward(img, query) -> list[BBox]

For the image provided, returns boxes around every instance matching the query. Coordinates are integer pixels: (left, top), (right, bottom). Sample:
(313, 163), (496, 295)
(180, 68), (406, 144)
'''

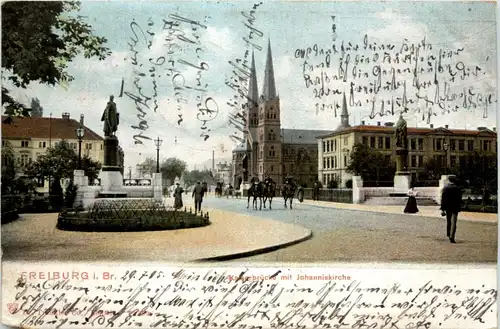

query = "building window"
(467, 140), (474, 151)
(418, 155), (423, 167)
(418, 138), (423, 150)
(326, 142), (330, 152)
(435, 138), (441, 150)
(268, 146), (276, 157)
(378, 137), (383, 149)
(322, 141), (326, 152)
(411, 155), (417, 167)
(270, 165), (274, 172)
(20, 154), (30, 166)
(327, 157), (331, 169)
(260, 166), (262, 173)
(370, 137), (375, 148)
(323, 159), (326, 169)
(21, 141), (29, 147)
(38, 141), (47, 148)
(363, 136), (368, 146)
(450, 139), (456, 151)
(333, 140), (337, 151)
(85, 143), (92, 150)
(458, 140), (464, 151)
(385, 137), (391, 149)
(410, 139), (416, 150)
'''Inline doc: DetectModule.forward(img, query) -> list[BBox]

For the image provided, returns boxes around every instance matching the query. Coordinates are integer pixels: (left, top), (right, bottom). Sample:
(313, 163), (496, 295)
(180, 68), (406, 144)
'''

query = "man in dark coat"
(440, 176), (462, 243)
(192, 181), (204, 214)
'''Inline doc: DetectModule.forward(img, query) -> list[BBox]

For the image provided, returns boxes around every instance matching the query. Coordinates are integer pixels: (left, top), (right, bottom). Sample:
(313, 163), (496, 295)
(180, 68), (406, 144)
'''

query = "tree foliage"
(160, 157), (188, 183)
(346, 143), (395, 183)
(183, 169), (213, 186)
(30, 97), (44, 117)
(1, 140), (18, 194)
(25, 140), (101, 182)
(137, 157), (157, 176)
(2, 1), (110, 116)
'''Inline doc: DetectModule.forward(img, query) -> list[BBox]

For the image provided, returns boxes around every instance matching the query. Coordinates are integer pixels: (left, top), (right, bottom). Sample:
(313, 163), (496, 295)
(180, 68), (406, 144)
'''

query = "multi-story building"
(232, 41), (330, 187)
(2, 113), (104, 190)
(318, 116), (497, 187)
(215, 161), (232, 185)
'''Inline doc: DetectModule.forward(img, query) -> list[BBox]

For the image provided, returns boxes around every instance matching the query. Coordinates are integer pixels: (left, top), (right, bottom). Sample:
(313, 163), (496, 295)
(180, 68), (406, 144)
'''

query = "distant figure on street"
(173, 183), (184, 209)
(192, 181), (204, 214)
(440, 176), (462, 243)
(312, 182), (320, 201)
(404, 186), (419, 213)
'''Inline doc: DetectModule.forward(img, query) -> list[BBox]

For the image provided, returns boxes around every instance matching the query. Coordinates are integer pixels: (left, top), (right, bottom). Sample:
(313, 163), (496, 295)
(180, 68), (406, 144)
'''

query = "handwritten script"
(295, 17), (496, 122)
(3, 266), (496, 329)
(125, 12), (219, 145)
(226, 2), (264, 145)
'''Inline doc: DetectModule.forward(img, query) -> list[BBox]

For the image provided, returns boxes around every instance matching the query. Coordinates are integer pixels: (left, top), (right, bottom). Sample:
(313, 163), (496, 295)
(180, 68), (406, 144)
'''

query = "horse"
(247, 182), (264, 210)
(262, 178), (277, 210)
(215, 182), (223, 198)
(224, 185), (234, 198)
(282, 178), (299, 209)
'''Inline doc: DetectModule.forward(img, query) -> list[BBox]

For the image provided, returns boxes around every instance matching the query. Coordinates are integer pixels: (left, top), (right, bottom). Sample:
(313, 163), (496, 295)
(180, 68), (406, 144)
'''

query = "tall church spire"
(262, 39), (277, 100)
(338, 92), (351, 129)
(247, 51), (259, 104)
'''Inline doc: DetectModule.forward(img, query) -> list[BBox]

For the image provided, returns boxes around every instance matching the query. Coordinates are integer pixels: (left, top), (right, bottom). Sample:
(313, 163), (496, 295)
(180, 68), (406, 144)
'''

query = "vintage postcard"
(1, 0), (497, 328)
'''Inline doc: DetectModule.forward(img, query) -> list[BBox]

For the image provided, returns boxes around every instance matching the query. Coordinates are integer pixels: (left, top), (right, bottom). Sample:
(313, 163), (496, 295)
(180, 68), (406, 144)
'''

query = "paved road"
(202, 195), (497, 263)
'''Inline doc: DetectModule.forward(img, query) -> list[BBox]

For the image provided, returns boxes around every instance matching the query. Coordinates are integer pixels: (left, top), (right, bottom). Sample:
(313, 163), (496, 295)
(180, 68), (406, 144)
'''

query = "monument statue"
(395, 114), (408, 149)
(101, 95), (119, 137)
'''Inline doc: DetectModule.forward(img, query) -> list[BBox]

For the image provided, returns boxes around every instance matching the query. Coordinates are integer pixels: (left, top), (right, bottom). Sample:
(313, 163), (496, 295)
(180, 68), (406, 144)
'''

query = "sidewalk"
(1, 201), (312, 263)
(301, 200), (497, 224)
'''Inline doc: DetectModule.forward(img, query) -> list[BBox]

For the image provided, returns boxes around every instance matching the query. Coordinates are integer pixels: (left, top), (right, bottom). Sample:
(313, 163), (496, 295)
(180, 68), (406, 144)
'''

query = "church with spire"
(232, 40), (339, 187)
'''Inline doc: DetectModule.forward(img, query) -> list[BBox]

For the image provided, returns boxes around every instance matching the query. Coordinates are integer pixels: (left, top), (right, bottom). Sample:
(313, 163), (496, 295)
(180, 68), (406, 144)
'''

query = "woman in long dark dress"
(174, 183), (184, 209)
(404, 187), (419, 213)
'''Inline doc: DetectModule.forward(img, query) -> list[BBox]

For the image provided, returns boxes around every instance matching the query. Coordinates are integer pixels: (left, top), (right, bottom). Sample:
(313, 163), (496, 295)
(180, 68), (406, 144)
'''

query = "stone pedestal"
(103, 136), (120, 170)
(352, 176), (364, 204)
(152, 173), (163, 201)
(99, 171), (125, 192)
(394, 172), (411, 192)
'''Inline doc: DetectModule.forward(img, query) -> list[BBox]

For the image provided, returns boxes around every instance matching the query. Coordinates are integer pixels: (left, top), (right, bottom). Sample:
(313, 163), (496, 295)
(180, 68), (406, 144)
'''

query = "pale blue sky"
(10, 1), (497, 171)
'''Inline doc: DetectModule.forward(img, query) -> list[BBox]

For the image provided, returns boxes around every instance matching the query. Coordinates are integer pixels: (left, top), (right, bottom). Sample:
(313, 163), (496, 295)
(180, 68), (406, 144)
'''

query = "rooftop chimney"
(445, 124), (449, 129)
(80, 114), (84, 125)
(377, 122), (381, 126)
(361, 120), (365, 125)
(62, 112), (70, 120)
(430, 124), (434, 128)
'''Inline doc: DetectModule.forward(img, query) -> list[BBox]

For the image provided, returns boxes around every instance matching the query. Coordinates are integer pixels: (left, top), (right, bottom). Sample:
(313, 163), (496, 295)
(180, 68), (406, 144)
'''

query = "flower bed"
(56, 198), (210, 231)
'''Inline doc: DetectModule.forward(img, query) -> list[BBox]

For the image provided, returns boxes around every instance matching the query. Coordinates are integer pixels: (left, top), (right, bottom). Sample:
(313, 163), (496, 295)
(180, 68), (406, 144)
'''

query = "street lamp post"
(154, 137), (163, 173)
(443, 142), (449, 174)
(76, 117), (85, 170)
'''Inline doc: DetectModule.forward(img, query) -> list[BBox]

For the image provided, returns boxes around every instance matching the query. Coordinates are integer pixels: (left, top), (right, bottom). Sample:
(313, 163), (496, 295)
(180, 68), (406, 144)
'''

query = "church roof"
(261, 39), (277, 101)
(247, 51), (259, 104)
(281, 128), (332, 144)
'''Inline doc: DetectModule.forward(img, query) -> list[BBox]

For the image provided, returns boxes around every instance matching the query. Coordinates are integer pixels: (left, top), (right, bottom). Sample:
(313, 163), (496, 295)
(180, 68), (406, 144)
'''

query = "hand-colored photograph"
(1, 0), (497, 265)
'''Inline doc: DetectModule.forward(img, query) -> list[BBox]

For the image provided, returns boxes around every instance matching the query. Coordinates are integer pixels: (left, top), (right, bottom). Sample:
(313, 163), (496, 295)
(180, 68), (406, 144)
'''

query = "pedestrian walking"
(192, 181), (204, 214)
(404, 186), (419, 213)
(440, 176), (463, 243)
(173, 183), (184, 209)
